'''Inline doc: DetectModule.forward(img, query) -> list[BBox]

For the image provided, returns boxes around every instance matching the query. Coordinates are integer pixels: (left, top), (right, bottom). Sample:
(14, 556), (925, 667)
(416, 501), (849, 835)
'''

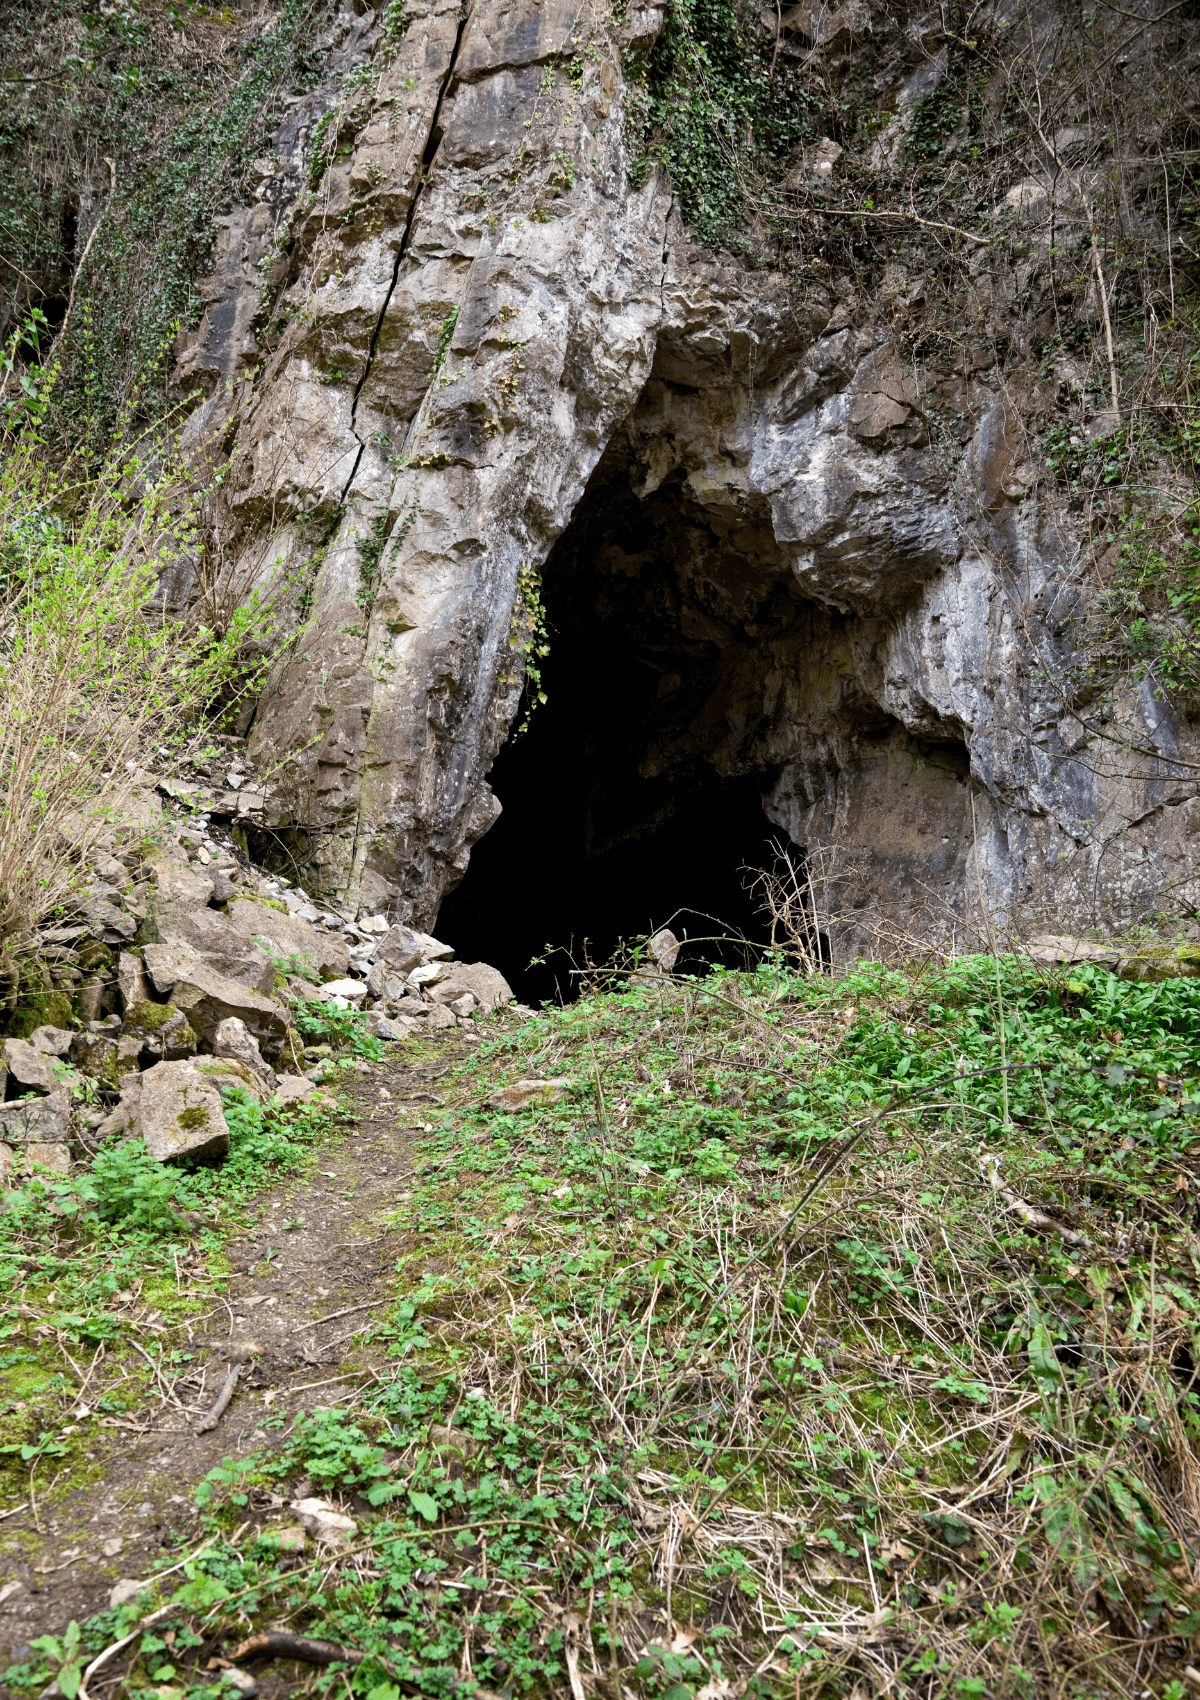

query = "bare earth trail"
(0, 1030), (471, 1675)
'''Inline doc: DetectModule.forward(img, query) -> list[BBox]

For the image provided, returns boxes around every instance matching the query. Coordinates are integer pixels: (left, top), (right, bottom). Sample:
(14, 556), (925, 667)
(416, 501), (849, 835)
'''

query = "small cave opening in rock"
(436, 438), (812, 1006)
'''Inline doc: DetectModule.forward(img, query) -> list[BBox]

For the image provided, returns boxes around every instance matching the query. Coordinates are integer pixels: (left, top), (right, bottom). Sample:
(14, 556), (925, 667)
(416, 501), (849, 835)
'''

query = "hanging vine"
(507, 560), (549, 736)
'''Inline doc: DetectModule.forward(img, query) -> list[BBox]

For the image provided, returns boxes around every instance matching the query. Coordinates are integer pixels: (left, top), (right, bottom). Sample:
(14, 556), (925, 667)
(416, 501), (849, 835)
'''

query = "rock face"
(176, 0), (1200, 952)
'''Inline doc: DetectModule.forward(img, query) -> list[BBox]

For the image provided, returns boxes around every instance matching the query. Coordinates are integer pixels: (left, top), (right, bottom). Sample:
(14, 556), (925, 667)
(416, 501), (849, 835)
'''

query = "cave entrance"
(436, 439), (798, 1006)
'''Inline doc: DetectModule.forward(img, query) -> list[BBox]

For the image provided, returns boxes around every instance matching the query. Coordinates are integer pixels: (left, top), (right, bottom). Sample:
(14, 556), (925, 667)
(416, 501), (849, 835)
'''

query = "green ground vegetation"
(0, 1078), (344, 1561)
(9, 953), (1200, 1696)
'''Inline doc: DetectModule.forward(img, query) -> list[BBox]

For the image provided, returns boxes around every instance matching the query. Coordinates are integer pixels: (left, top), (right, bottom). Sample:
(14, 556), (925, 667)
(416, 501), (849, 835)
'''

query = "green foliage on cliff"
(629, 0), (817, 248)
(0, 0), (331, 447)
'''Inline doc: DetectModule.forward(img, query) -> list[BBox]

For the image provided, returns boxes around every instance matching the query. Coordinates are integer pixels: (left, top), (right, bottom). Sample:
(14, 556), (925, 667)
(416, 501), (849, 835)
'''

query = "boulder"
(410, 962), (450, 988)
(647, 929), (681, 972)
(23, 1143), (70, 1175)
(449, 993), (477, 1019)
(194, 1055), (270, 1103)
(426, 1004), (456, 1031)
(27, 1026), (74, 1057)
(125, 1061), (229, 1162)
(70, 1031), (121, 1088)
(0, 1096), (70, 1143)
(209, 869), (238, 904)
(430, 962), (513, 1013)
(364, 1010), (410, 1041)
(151, 904), (276, 995)
(1025, 934), (1120, 967)
(373, 928), (422, 976)
(142, 944), (289, 1053)
(224, 898), (350, 982)
(123, 1002), (198, 1063)
(214, 1017), (277, 1092)
(116, 949), (152, 1012)
(366, 963), (410, 1000)
(153, 860), (215, 907)
(0, 1143), (12, 1183)
(2, 1037), (58, 1095)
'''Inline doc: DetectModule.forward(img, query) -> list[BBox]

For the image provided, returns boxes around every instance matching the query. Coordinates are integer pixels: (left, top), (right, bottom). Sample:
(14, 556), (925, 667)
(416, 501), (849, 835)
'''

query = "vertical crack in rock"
(340, 8), (470, 502)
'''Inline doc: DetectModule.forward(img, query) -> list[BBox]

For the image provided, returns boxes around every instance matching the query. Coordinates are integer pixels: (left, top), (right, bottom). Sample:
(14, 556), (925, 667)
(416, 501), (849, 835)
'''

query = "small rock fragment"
(312, 978), (368, 1005)
(487, 1077), (571, 1112)
(274, 1075), (316, 1106)
(646, 929), (680, 973)
(214, 1017), (278, 1092)
(108, 1577), (153, 1610)
(291, 1497), (357, 1548)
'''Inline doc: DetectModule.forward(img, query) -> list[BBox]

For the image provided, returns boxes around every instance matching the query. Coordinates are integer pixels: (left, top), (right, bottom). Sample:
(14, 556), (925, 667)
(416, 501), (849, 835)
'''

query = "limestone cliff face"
(178, 0), (1199, 952)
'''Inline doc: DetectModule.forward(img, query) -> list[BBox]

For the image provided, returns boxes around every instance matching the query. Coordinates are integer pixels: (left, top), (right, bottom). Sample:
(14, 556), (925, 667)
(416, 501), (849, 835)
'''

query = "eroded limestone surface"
(175, 0), (1200, 952)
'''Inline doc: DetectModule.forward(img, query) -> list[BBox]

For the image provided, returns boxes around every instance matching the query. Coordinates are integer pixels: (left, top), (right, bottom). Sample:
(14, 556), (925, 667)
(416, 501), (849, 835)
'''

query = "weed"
(19, 951), (1200, 1696)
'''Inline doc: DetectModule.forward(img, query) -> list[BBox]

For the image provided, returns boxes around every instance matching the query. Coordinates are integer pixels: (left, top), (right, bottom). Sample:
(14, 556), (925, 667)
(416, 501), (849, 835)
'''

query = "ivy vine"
(509, 560), (549, 736)
(629, 0), (818, 250)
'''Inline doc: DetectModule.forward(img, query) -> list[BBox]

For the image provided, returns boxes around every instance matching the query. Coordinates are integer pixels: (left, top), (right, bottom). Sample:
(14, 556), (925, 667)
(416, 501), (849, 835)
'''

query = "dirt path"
(0, 1030), (469, 1671)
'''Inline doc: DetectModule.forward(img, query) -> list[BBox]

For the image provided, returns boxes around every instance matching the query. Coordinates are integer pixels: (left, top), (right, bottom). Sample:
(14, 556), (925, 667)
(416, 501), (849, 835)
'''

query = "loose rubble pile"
(0, 740), (515, 1179)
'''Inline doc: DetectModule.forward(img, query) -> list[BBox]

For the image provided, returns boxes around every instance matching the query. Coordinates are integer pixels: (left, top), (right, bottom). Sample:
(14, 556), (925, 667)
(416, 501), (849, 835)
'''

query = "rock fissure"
(345, 6), (472, 448)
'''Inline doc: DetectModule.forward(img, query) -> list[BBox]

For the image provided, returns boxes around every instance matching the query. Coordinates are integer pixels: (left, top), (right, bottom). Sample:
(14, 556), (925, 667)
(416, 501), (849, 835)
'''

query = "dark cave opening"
(436, 446), (797, 1006)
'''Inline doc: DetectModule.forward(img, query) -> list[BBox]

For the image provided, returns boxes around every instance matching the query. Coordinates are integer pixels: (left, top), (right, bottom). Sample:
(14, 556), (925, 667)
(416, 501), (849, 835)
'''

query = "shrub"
(0, 404), (276, 953)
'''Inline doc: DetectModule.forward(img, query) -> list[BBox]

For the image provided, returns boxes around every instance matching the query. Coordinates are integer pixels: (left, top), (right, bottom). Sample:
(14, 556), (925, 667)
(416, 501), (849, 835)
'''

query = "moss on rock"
(8, 990), (74, 1039)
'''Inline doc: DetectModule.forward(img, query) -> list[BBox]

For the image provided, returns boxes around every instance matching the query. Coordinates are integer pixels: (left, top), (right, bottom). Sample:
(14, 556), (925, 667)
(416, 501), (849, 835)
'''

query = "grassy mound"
(8, 953), (1200, 1698)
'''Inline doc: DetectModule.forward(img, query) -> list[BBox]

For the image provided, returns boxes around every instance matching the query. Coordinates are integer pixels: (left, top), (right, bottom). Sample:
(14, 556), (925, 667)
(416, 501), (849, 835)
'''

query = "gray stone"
(23, 1143), (70, 1175)
(153, 860), (216, 908)
(70, 1031), (118, 1081)
(313, 977), (368, 1005)
(209, 870), (239, 905)
(1, 1038), (58, 1094)
(487, 1077), (571, 1111)
(0, 1096), (70, 1143)
(425, 1004), (456, 1032)
(142, 944), (289, 1053)
(27, 1026), (74, 1057)
(124, 1003), (198, 1063)
(647, 930), (680, 973)
(275, 1074), (320, 1106)
(108, 1578), (153, 1611)
(223, 897), (350, 982)
(126, 1061), (230, 1162)
(117, 949), (151, 1013)
(151, 905), (276, 995)
(366, 963), (409, 1000)
(435, 961), (513, 1013)
(214, 1017), (278, 1092)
